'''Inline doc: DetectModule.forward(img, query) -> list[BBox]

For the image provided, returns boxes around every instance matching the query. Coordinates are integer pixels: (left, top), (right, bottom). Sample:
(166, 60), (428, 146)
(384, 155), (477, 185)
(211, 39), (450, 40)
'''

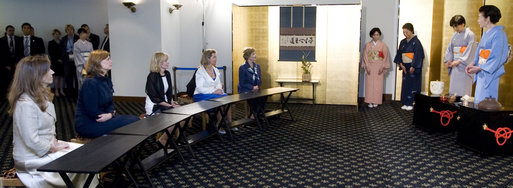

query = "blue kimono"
(473, 26), (509, 104)
(237, 61), (266, 114)
(394, 35), (425, 106)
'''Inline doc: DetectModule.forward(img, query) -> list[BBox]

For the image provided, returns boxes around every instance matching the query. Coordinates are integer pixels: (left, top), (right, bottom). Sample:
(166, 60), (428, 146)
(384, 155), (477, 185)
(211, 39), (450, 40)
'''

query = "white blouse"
(194, 66), (223, 95)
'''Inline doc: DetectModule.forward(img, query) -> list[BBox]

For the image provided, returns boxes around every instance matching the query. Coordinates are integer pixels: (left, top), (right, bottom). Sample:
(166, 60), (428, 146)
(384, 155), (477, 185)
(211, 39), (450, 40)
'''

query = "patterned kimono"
(444, 28), (476, 96)
(394, 35), (425, 106)
(362, 40), (391, 104)
(473, 25), (509, 104)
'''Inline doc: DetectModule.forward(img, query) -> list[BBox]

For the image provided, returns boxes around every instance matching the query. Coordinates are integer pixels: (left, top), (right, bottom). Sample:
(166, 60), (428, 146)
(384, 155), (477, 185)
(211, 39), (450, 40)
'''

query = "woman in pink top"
(362, 28), (391, 108)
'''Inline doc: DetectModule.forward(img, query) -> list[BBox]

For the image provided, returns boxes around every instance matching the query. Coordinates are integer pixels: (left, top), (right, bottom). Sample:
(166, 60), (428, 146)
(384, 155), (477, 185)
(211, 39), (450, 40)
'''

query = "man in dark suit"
(81, 24), (100, 50)
(0, 25), (19, 98)
(100, 24), (109, 52)
(18, 23), (45, 58)
(61, 24), (79, 96)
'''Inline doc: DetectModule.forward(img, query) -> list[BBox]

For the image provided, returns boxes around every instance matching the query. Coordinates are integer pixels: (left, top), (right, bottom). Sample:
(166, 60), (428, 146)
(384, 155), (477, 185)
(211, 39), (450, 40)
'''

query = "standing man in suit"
(100, 24), (111, 78)
(61, 24), (79, 96)
(81, 24), (100, 50)
(100, 24), (109, 52)
(0, 25), (19, 98)
(19, 23), (45, 57)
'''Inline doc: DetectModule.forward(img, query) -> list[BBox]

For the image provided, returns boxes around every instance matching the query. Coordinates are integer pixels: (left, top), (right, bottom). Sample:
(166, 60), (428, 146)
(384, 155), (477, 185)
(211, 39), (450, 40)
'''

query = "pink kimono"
(362, 40), (391, 104)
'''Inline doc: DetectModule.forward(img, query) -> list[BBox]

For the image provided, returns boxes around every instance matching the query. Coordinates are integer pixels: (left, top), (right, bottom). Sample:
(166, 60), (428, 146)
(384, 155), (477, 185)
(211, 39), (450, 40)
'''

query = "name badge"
(402, 53), (413, 63)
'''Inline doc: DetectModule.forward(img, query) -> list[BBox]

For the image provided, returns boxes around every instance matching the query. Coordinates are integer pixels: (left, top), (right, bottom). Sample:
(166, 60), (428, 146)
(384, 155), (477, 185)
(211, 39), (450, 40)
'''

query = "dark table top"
(109, 113), (190, 136)
(210, 87), (298, 103)
(38, 134), (147, 173)
(162, 100), (225, 115)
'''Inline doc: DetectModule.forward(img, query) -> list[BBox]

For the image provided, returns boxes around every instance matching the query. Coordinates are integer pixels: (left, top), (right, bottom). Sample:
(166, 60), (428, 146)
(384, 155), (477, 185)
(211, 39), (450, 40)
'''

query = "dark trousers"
(64, 56), (77, 95)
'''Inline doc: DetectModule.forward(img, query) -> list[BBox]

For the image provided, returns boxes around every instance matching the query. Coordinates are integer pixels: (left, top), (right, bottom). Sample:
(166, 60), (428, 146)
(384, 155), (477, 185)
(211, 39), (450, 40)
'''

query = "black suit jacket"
(100, 36), (109, 52)
(16, 35), (46, 57)
(60, 35), (79, 62)
(88, 33), (100, 50)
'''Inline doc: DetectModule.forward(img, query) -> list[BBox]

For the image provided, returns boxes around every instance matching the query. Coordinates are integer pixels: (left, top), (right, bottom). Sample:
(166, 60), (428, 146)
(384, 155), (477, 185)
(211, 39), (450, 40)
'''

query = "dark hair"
(81, 24), (89, 28)
(479, 5), (501, 24)
(5, 25), (14, 31)
(369, 27), (382, 37)
(77, 28), (87, 34)
(450, 15), (466, 27)
(402, 23), (414, 33)
(21, 22), (31, 29)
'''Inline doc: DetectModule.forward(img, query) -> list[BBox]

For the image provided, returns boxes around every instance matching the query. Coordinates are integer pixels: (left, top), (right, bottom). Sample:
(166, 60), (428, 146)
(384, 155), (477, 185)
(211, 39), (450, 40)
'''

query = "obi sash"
(453, 46), (467, 59)
(402, 52), (414, 63)
(80, 52), (91, 61)
(367, 51), (384, 61)
(478, 49), (491, 65)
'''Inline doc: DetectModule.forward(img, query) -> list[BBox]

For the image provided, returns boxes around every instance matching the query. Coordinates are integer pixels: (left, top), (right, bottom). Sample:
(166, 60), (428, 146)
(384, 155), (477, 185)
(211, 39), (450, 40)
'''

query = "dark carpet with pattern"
(1, 97), (513, 187)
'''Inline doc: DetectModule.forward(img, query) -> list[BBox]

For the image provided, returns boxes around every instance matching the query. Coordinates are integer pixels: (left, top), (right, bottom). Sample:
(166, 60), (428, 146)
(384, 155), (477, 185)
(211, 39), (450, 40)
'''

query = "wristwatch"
(111, 110), (116, 117)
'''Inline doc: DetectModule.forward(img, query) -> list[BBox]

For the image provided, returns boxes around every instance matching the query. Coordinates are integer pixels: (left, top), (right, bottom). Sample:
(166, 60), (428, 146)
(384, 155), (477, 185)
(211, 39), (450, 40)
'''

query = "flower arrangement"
(300, 51), (312, 74)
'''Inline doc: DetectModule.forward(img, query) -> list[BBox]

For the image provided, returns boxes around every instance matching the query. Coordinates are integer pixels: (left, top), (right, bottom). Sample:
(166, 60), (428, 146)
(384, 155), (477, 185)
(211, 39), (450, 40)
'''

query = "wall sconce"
(169, 4), (183, 14)
(122, 2), (136, 13)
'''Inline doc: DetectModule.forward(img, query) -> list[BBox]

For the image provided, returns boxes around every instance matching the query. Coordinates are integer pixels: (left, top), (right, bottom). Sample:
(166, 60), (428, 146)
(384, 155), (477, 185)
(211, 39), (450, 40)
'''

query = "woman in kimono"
(8, 55), (97, 187)
(466, 5), (509, 104)
(362, 28), (390, 108)
(394, 23), (425, 111)
(444, 15), (476, 96)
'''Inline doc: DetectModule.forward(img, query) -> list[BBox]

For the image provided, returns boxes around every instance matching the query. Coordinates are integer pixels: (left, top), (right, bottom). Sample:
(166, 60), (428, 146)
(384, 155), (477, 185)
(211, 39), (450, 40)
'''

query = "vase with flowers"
(301, 51), (312, 82)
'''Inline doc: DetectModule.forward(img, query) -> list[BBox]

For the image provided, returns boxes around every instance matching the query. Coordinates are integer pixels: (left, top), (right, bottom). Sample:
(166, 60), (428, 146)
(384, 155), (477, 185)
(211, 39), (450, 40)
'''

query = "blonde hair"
(150, 52), (169, 73)
(64, 24), (74, 32)
(200, 49), (217, 68)
(86, 50), (110, 78)
(243, 47), (256, 61)
(8, 55), (53, 115)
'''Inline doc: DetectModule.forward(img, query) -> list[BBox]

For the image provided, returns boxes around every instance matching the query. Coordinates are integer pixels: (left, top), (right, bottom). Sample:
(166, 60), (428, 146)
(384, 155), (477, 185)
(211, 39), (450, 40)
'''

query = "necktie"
(24, 36), (30, 56)
(9, 36), (14, 53)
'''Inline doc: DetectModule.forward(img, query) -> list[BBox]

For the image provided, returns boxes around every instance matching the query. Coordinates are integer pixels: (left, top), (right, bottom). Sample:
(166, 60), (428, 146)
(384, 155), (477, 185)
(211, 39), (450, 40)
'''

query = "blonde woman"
(145, 52), (185, 147)
(74, 50), (138, 138)
(8, 55), (97, 187)
(194, 49), (234, 134)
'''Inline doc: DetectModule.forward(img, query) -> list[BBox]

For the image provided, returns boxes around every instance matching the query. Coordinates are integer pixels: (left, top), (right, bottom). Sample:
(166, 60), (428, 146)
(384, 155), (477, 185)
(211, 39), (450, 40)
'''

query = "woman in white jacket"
(8, 55), (97, 187)
(193, 49), (234, 134)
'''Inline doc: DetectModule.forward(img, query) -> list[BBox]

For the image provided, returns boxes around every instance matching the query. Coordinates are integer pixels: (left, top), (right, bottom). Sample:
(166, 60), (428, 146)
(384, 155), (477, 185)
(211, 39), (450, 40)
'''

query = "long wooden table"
(38, 87), (299, 187)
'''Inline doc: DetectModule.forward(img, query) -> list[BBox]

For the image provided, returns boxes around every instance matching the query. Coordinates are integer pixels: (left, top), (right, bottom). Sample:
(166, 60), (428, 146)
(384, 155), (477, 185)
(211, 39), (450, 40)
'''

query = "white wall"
(359, 0), (399, 98)
(108, 0), (163, 96)
(0, 0), (108, 52)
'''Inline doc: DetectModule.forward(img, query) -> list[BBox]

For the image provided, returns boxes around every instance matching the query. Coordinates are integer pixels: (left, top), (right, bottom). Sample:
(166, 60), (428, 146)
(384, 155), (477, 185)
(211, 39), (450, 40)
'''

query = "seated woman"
(193, 49), (234, 134)
(145, 52), (185, 146)
(9, 55), (98, 187)
(75, 50), (139, 138)
(237, 47), (266, 118)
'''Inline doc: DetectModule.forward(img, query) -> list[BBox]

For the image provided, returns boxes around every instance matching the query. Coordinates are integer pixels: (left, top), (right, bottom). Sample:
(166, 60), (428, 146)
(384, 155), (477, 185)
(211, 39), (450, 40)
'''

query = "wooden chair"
(1, 168), (24, 187)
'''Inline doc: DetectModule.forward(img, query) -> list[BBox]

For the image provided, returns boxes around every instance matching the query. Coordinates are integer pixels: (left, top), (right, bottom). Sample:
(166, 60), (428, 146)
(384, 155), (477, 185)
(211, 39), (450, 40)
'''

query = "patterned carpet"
(1, 97), (513, 187)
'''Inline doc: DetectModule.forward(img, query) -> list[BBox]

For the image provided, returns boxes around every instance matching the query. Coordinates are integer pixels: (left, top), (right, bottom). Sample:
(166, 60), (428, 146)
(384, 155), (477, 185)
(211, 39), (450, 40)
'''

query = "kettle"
(477, 97), (503, 111)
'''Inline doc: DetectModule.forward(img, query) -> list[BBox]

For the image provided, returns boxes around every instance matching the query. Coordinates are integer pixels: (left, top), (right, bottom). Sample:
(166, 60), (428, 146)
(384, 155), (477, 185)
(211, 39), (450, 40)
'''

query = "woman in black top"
(145, 52), (183, 147)
(48, 29), (65, 96)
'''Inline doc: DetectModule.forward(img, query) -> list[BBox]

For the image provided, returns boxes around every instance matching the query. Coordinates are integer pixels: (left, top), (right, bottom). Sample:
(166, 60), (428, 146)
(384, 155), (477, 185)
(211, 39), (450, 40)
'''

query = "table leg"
(130, 151), (154, 188)
(312, 83), (316, 104)
(176, 122), (196, 158)
(165, 125), (186, 162)
(218, 104), (234, 140)
(58, 172), (74, 188)
(280, 92), (294, 121)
